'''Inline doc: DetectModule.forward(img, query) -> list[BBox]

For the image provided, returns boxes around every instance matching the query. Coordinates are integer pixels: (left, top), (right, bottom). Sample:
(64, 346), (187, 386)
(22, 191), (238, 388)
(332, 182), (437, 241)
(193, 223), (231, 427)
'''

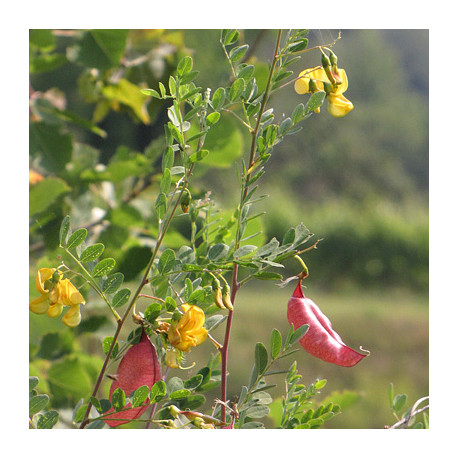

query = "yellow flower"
(29, 268), (85, 327)
(168, 304), (208, 352)
(62, 305), (82, 327)
(294, 66), (354, 117)
(29, 268), (62, 314)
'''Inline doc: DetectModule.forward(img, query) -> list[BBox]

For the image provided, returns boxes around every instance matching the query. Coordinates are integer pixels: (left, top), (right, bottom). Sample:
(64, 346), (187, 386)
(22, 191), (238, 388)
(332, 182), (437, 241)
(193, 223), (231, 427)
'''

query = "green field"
(186, 284), (429, 429)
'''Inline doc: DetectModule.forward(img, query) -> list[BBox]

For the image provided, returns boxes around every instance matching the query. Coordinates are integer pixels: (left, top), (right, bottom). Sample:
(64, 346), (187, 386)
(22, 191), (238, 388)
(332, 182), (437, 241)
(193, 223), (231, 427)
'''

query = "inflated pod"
(104, 329), (161, 427)
(287, 279), (367, 367)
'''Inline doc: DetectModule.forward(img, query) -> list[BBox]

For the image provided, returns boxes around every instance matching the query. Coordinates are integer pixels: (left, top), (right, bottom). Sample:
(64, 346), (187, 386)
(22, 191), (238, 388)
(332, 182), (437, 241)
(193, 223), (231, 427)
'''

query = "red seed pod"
(287, 279), (367, 367)
(104, 329), (161, 427)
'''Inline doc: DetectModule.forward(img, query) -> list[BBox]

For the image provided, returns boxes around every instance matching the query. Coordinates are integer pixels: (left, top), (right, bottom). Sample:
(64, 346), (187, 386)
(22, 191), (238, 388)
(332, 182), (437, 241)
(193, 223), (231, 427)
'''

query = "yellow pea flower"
(294, 66), (354, 117)
(168, 304), (208, 352)
(29, 268), (62, 314)
(62, 305), (82, 328)
(29, 268), (85, 327)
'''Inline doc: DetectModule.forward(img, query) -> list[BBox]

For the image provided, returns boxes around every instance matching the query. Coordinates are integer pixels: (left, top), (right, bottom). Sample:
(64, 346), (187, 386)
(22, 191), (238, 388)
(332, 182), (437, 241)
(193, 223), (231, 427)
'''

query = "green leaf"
(292, 103), (305, 125)
(144, 303), (162, 323)
(270, 329), (282, 359)
(305, 91), (326, 113)
(255, 342), (268, 376)
(29, 177), (70, 217)
(140, 88), (161, 98)
(393, 394), (407, 413)
(112, 288), (131, 308)
(292, 222), (312, 248)
(229, 78), (245, 101)
(177, 56), (193, 76)
(241, 421), (265, 429)
(102, 272), (124, 293)
(253, 271), (283, 281)
(179, 395), (206, 410)
(230, 44), (249, 62)
(234, 245), (257, 258)
(102, 336), (119, 359)
(66, 228), (88, 251)
(169, 389), (191, 400)
(206, 112), (220, 126)
(282, 227), (295, 245)
(36, 410), (59, 429)
(29, 376), (40, 392)
(111, 388), (126, 411)
(184, 374), (204, 391)
(255, 238), (280, 258)
(245, 404), (270, 419)
(87, 419), (106, 429)
(72, 29), (129, 70)
(222, 29), (239, 46)
(92, 258), (116, 278)
(132, 385), (150, 407)
(156, 192), (167, 220)
(158, 248), (176, 274)
(160, 168), (172, 194)
(80, 243), (105, 263)
(73, 402), (88, 423)
(208, 243), (229, 261)
(29, 394), (49, 415)
(188, 149), (209, 163)
(90, 396), (103, 413)
(212, 87), (226, 111)
(314, 379), (327, 390)
(162, 146), (174, 171)
(290, 324), (309, 345)
(59, 216), (71, 248)
(150, 380), (167, 403)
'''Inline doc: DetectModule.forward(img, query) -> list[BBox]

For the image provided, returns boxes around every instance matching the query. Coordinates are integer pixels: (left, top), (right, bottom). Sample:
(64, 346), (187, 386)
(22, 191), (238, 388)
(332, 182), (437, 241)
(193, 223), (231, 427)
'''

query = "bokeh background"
(29, 29), (428, 428)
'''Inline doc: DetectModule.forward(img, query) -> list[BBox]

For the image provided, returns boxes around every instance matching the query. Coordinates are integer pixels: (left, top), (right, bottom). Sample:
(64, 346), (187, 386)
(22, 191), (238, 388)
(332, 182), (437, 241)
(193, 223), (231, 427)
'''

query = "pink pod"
(287, 279), (367, 367)
(104, 329), (161, 427)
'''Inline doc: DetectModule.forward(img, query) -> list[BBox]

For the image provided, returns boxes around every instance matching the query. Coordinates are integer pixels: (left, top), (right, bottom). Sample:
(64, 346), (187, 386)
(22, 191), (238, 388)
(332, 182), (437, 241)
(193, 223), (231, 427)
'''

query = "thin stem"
(65, 250), (121, 322)
(219, 29), (283, 424)
(79, 169), (194, 429)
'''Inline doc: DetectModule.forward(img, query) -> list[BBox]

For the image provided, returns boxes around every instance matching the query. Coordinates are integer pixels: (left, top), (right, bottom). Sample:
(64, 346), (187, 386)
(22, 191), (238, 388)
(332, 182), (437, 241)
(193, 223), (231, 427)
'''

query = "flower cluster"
(294, 51), (354, 118)
(29, 268), (85, 327)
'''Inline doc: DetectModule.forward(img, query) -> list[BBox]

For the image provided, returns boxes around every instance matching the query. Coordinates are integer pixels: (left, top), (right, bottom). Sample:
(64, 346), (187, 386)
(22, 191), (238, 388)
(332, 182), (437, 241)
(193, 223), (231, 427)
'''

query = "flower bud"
(212, 277), (225, 309)
(308, 78), (319, 93)
(168, 405), (181, 418)
(180, 188), (191, 213)
(321, 53), (337, 86)
(52, 270), (63, 284)
(222, 282), (234, 311)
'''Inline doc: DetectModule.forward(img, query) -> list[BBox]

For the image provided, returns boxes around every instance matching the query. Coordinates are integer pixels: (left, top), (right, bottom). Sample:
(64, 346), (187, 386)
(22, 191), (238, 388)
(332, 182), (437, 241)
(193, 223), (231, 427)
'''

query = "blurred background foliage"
(29, 29), (428, 428)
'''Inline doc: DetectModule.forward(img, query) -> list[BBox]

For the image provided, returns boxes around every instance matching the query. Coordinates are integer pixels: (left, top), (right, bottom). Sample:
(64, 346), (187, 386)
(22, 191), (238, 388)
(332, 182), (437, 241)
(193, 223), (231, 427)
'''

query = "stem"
(79, 170), (193, 429)
(219, 29), (283, 424)
(65, 250), (121, 322)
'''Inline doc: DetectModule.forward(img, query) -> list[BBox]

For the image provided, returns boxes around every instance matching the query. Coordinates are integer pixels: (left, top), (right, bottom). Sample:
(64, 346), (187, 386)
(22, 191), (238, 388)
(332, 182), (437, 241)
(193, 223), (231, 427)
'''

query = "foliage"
(386, 383), (429, 429)
(29, 29), (428, 430)
(29, 376), (59, 429)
